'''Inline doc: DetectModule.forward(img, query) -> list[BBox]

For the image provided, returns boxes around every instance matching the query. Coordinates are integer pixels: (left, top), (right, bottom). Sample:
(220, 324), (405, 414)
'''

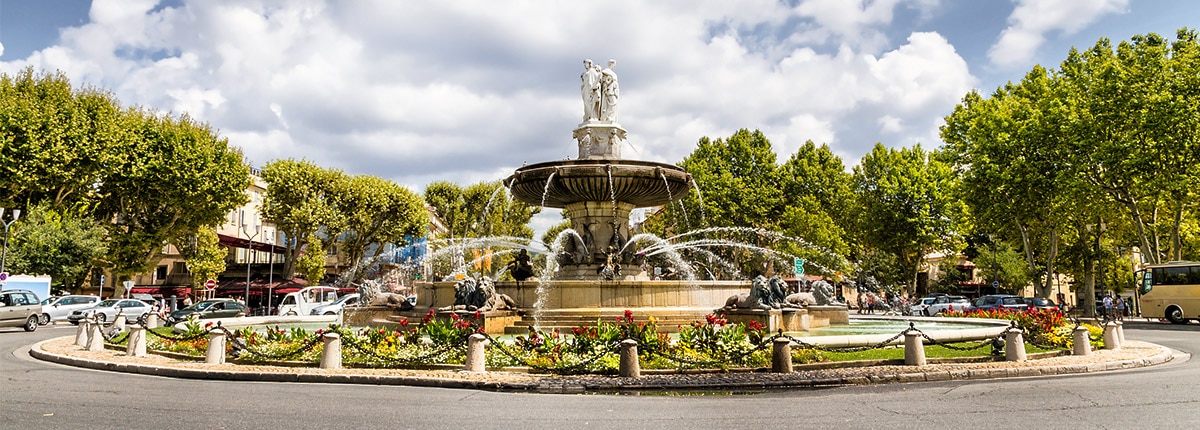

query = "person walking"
(1102, 294), (1114, 320)
(1115, 296), (1126, 321)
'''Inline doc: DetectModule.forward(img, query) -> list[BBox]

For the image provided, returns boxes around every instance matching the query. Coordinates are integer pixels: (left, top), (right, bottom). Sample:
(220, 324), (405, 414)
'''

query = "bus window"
(1138, 270), (1152, 295)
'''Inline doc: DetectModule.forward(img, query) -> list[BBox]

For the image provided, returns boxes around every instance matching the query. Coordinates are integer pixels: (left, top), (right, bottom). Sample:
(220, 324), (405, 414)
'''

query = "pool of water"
(803, 318), (992, 337)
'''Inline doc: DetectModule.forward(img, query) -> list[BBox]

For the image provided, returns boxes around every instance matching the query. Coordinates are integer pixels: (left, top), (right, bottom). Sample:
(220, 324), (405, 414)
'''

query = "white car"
(66, 299), (154, 324)
(39, 295), (101, 324)
(277, 286), (339, 316)
(910, 297), (935, 316)
(310, 293), (360, 315)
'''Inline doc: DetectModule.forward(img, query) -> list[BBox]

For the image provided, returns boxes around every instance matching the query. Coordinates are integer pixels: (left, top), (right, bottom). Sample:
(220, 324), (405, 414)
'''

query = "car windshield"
(190, 301), (222, 311)
(1027, 298), (1051, 306)
(332, 295), (356, 305)
(97, 299), (120, 307)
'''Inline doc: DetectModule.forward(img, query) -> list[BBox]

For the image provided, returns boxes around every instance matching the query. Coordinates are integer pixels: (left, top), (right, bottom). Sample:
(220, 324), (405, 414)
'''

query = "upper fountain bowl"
(505, 159), (692, 209)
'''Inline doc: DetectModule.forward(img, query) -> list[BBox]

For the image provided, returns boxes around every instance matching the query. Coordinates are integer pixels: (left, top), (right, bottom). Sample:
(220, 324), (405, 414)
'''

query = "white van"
(276, 286), (339, 316)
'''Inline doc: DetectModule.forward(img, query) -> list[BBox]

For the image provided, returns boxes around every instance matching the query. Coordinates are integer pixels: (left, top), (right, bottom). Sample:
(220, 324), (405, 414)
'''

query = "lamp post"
(240, 210), (261, 310)
(267, 234), (275, 313)
(0, 208), (21, 275)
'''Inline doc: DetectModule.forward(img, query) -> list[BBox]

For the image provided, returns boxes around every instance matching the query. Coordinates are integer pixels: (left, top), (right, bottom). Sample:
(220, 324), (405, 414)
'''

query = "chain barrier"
(480, 333), (621, 374)
(339, 331), (467, 366)
(643, 335), (777, 369)
(133, 317), (213, 342)
(778, 328), (908, 353)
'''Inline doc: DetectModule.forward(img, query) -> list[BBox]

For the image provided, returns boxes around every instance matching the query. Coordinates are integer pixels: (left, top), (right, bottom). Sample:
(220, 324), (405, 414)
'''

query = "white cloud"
(989, 0), (1129, 68)
(1, 0), (983, 237)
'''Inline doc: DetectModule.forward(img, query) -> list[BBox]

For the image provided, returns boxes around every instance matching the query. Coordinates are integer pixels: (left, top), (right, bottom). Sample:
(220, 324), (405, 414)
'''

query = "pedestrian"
(1102, 294), (1114, 320)
(183, 296), (193, 307)
(857, 294), (865, 314)
(1115, 296), (1126, 321)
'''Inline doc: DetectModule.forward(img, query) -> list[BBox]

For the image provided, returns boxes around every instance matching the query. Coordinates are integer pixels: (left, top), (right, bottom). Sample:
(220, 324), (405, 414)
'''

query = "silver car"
(67, 299), (154, 324)
(40, 295), (101, 324)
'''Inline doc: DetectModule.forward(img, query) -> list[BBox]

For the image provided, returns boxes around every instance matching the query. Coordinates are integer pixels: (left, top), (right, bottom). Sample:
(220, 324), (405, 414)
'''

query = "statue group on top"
(581, 59), (619, 123)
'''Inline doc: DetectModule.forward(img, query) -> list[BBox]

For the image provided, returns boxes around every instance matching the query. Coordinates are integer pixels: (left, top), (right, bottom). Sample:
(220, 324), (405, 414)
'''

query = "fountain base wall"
(418, 280), (749, 310)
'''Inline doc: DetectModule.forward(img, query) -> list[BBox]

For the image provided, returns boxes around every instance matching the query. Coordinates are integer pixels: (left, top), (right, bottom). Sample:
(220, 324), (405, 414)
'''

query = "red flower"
(316, 329), (324, 335)
(204, 321), (213, 328)
(747, 320), (765, 331)
(705, 314), (718, 325)
(398, 317), (409, 327)
(624, 309), (634, 322)
(451, 312), (460, 321)
(474, 311), (483, 320)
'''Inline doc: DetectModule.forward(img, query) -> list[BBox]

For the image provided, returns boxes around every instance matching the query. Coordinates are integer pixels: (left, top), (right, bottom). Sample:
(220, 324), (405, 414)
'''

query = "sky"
(0, 0), (1197, 237)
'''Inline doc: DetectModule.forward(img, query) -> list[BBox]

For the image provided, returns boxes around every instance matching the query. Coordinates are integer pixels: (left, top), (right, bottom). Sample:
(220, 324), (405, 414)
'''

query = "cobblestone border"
(28, 336), (1178, 394)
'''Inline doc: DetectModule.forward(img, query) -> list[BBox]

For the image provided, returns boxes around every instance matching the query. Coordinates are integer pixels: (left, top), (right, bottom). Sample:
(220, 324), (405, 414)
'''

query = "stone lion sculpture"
(721, 275), (774, 311)
(438, 276), (518, 312)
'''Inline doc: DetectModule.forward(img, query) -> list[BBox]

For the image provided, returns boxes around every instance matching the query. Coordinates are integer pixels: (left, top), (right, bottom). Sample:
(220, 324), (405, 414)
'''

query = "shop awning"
(217, 233), (288, 253)
(129, 286), (192, 297)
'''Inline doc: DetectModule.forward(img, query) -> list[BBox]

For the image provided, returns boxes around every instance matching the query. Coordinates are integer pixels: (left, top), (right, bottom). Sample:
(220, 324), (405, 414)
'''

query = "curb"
(28, 337), (1177, 394)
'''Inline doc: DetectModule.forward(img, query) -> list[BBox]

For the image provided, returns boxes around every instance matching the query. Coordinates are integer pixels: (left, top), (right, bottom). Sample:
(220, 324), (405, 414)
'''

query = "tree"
(852, 143), (962, 294)
(329, 174), (429, 270)
(941, 66), (1080, 299)
(94, 110), (250, 276)
(261, 159), (343, 280)
(296, 234), (326, 285)
(0, 68), (124, 208)
(5, 203), (108, 290)
(777, 141), (855, 273)
(175, 226), (227, 289)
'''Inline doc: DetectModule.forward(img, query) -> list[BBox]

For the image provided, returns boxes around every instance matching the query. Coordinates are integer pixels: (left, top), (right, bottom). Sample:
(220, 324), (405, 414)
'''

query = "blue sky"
(1, 0), (1197, 234)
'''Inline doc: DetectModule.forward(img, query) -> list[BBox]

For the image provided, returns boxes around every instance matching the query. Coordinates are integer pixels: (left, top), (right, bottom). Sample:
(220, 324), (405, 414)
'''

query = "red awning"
(217, 233), (288, 253)
(129, 286), (192, 297)
(217, 277), (309, 293)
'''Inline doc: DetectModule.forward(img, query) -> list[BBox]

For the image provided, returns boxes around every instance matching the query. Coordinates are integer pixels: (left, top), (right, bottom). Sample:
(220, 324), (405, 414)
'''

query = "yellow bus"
(1137, 261), (1200, 324)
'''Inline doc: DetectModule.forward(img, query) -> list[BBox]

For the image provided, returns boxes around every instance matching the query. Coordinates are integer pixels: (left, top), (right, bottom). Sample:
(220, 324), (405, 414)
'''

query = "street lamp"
(0, 208), (21, 275)
(240, 210), (261, 309)
(267, 233), (275, 313)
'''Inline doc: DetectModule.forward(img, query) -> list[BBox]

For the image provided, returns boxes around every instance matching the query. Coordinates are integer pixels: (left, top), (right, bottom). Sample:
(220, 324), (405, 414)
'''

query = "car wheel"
(922, 309), (930, 317)
(1166, 306), (1188, 324)
(285, 311), (297, 316)
(324, 311), (336, 315)
(96, 313), (106, 323)
(39, 313), (51, 325)
(24, 315), (39, 332)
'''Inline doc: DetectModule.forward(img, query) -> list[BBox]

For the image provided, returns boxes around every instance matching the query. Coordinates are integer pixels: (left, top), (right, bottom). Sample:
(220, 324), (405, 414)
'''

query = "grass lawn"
(815, 342), (1062, 362)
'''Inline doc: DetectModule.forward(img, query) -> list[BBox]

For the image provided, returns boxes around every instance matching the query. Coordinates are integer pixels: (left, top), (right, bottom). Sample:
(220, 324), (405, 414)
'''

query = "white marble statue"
(581, 59), (601, 121)
(600, 59), (619, 122)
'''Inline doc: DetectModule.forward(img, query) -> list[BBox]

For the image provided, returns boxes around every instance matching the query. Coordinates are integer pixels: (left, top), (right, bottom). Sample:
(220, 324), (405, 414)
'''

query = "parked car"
(277, 286), (339, 316)
(910, 297), (936, 315)
(1023, 297), (1058, 311)
(66, 299), (154, 325)
(970, 295), (1026, 312)
(924, 295), (972, 316)
(310, 293), (360, 315)
(39, 295), (101, 325)
(0, 289), (43, 331)
(167, 298), (248, 323)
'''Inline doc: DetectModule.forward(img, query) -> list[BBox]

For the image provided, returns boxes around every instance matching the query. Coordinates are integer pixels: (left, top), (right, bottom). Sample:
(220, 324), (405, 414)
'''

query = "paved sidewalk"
(30, 336), (1179, 394)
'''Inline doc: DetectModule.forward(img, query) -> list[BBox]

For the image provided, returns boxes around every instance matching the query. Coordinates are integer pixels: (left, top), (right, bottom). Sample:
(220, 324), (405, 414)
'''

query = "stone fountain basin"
(505, 159), (692, 208)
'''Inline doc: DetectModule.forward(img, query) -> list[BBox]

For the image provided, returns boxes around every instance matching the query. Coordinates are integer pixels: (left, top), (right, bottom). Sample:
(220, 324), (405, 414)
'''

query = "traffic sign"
(794, 258), (805, 276)
(0, 272), (7, 282)
(205, 279), (217, 290)
(992, 281), (1000, 289)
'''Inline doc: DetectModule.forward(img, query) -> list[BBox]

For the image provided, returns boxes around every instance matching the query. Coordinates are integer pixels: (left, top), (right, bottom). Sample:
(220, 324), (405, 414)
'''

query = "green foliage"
(296, 234), (326, 285)
(330, 174), (429, 274)
(260, 159), (344, 279)
(175, 227), (226, 289)
(6, 203), (108, 289)
(852, 143), (962, 293)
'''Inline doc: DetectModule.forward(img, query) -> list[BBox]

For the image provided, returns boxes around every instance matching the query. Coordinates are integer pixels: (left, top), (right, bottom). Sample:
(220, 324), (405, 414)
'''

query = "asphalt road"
(2, 322), (1198, 429)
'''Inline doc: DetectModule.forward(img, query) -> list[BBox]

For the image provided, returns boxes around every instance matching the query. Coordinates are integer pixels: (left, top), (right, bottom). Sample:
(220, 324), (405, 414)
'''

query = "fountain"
(386, 59), (850, 334)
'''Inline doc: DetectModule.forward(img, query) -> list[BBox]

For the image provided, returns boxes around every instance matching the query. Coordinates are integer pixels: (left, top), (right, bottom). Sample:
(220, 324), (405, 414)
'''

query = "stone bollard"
(206, 330), (226, 364)
(87, 320), (106, 352)
(75, 322), (89, 347)
(320, 332), (342, 370)
(146, 313), (160, 329)
(619, 339), (641, 378)
(1072, 326), (1092, 356)
(904, 331), (926, 366)
(1104, 321), (1121, 350)
(1005, 328), (1027, 362)
(772, 337), (793, 373)
(126, 327), (147, 357)
(114, 315), (126, 333)
(463, 333), (489, 372)
(1115, 321), (1126, 345)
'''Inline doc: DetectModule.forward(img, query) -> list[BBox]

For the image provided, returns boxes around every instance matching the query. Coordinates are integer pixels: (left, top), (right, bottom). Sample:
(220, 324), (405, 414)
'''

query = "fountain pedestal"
(574, 122), (627, 159)
(719, 308), (833, 333)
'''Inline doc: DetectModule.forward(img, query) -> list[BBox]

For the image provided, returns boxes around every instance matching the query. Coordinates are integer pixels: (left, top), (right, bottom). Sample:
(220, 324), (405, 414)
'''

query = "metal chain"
(227, 327), (326, 361)
(779, 329), (909, 353)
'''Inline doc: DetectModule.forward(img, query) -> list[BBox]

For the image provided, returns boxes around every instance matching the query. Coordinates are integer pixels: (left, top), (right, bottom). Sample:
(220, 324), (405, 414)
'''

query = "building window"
(155, 265), (168, 282)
